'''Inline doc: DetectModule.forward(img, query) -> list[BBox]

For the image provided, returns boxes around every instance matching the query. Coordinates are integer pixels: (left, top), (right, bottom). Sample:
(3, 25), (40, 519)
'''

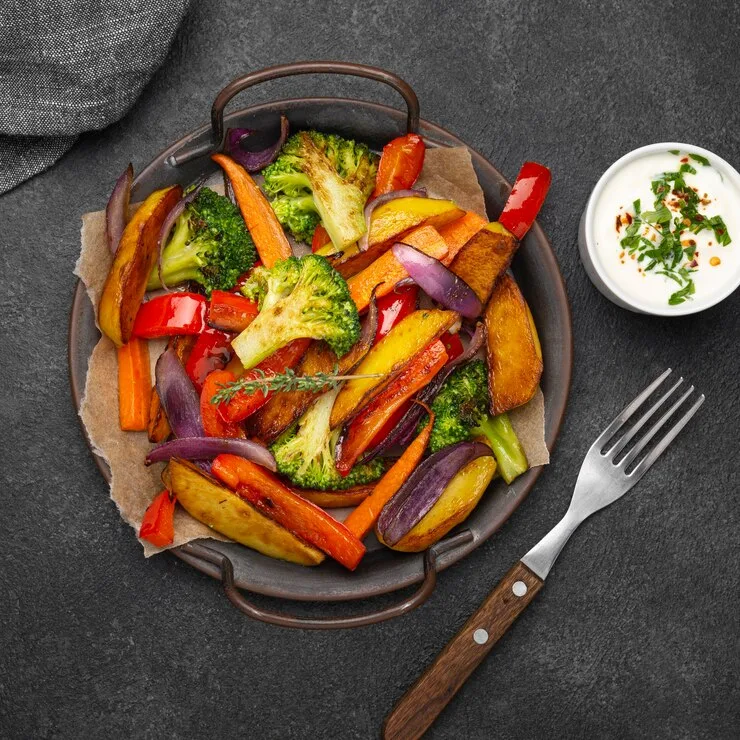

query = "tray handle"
(169, 61), (420, 166)
(178, 530), (473, 629)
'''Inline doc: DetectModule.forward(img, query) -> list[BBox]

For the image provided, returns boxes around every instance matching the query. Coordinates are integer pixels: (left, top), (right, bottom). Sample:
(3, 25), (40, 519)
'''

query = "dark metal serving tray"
(69, 62), (573, 628)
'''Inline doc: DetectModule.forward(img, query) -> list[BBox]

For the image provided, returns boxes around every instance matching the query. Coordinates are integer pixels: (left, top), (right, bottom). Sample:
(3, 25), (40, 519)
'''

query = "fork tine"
(594, 368), (672, 448)
(606, 376), (684, 459)
(629, 395), (705, 479)
(621, 386), (696, 469)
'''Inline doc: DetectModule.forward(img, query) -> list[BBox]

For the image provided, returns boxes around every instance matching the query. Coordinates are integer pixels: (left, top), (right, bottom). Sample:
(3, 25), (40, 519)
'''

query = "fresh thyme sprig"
(618, 153), (731, 306)
(210, 366), (386, 405)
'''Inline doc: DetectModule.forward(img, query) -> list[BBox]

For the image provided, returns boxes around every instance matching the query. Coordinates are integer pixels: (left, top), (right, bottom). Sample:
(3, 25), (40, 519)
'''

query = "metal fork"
(383, 369), (704, 740)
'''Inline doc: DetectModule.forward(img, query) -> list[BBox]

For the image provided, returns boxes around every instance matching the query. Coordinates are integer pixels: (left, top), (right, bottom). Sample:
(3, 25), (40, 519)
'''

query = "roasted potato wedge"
(449, 222), (518, 305)
(293, 485), (374, 509)
(330, 197), (464, 278)
(163, 459), (325, 566)
(147, 389), (171, 443)
(379, 456), (497, 552)
(98, 185), (182, 346)
(330, 309), (459, 429)
(485, 273), (543, 414)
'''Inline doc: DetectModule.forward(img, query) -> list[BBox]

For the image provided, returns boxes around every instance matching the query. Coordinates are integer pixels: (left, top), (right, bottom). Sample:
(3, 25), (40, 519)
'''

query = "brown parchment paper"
(75, 147), (548, 556)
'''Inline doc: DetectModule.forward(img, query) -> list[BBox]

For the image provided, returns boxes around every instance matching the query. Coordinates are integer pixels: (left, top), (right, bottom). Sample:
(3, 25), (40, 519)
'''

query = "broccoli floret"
(232, 254), (360, 370)
(425, 360), (528, 484)
(147, 186), (256, 294)
(272, 388), (384, 490)
(262, 130), (378, 246)
(270, 195), (321, 243)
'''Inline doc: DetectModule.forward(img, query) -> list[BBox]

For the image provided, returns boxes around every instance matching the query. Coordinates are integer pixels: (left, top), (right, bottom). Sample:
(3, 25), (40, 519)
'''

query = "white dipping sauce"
(592, 150), (740, 310)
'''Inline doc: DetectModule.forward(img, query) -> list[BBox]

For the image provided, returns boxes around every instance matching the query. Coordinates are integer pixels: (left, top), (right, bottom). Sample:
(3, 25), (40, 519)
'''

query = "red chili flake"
(615, 214), (622, 232)
(680, 157), (689, 163)
(695, 214), (705, 222)
(688, 259), (698, 268)
(626, 212), (633, 225)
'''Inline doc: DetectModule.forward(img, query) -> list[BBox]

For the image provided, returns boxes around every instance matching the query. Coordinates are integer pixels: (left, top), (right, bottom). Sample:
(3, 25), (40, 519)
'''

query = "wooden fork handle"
(383, 561), (544, 740)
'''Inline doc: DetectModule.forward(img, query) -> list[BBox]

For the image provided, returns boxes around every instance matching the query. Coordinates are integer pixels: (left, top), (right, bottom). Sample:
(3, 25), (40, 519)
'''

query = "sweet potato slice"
(383, 456), (497, 552)
(98, 185), (182, 346)
(329, 309), (459, 429)
(449, 223), (518, 305)
(163, 459), (324, 566)
(484, 273), (543, 414)
(347, 225), (449, 312)
(437, 210), (487, 262)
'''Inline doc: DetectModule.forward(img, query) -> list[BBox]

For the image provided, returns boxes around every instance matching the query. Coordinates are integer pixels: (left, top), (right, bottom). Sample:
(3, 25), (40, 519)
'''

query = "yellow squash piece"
(485, 273), (543, 414)
(163, 459), (325, 566)
(98, 185), (183, 346)
(329, 308), (459, 429)
(379, 455), (497, 552)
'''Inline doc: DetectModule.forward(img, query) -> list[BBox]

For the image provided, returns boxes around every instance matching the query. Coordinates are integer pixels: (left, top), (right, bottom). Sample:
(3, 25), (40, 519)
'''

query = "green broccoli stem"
(146, 217), (201, 290)
(472, 412), (528, 484)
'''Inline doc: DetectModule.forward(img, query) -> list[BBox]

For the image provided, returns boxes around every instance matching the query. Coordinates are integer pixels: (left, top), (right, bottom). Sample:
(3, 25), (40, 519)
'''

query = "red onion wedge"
(360, 323), (485, 462)
(156, 180), (205, 290)
(146, 437), (276, 471)
(392, 243), (482, 319)
(225, 114), (289, 172)
(155, 348), (204, 438)
(377, 441), (493, 546)
(358, 188), (427, 252)
(106, 163), (133, 255)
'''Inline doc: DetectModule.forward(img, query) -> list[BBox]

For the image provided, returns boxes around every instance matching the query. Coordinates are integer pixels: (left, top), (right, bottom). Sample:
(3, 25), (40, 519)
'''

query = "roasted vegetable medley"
(99, 119), (551, 569)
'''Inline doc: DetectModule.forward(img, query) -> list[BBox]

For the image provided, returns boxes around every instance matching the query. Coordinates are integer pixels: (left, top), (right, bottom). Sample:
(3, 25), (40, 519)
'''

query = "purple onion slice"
(392, 243), (482, 318)
(155, 348), (204, 439)
(225, 114), (289, 172)
(146, 437), (276, 471)
(106, 163), (133, 255)
(377, 441), (493, 546)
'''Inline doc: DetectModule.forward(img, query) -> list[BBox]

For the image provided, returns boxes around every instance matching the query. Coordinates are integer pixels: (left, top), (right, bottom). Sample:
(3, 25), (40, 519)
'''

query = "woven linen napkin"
(0, 0), (189, 194)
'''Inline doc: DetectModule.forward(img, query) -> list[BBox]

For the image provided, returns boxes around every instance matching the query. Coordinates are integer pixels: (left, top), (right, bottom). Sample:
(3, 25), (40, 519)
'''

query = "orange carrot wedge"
(437, 210), (487, 261)
(211, 153), (292, 268)
(344, 408), (434, 540)
(348, 225), (449, 312)
(117, 336), (152, 431)
(336, 340), (447, 475)
(212, 455), (366, 570)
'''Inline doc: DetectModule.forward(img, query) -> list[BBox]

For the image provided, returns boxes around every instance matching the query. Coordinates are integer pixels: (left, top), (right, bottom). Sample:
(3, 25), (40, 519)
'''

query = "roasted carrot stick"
(347, 225), (448, 312)
(335, 340), (447, 475)
(211, 153), (292, 268)
(117, 336), (152, 431)
(200, 370), (244, 438)
(437, 210), (487, 261)
(212, 455), (366, 570)
(344, 409), (434, 540)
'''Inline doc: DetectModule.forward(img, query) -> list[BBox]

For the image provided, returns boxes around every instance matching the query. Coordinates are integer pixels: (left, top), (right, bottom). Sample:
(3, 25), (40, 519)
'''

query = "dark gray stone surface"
(1, 1), (738, 738)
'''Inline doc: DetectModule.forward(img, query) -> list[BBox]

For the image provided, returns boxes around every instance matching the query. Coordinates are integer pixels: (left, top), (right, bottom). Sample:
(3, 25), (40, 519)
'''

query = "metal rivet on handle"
(512, 581), (528, 597)
(473, 628), (489, 644)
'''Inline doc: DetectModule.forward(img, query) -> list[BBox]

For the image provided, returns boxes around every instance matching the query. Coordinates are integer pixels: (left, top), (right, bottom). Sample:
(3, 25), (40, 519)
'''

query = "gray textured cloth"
(0, 0), (190, 194)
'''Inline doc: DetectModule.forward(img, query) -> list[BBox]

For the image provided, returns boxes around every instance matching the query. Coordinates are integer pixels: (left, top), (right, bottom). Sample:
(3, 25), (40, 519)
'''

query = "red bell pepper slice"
(336, 340), (448, 475)
(374, 284), (419, 344)
(207, 290), (259, 333)
(311, 224), (332, 252)
(372, 133), (426, 198)
(222, 338), (311, 423)
(212, 454), (366, 570)
(439, 331), (464, 362)
(139, 490), (176, 547)
(200, 369), (244, 438)
(185, 329), (233, 392)
(497, 161), (552, 241)
(132, 293), (207, 338)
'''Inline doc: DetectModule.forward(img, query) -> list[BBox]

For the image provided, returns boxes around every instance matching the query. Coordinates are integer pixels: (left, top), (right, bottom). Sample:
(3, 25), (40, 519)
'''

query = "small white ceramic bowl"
(578, 142), (740, 316)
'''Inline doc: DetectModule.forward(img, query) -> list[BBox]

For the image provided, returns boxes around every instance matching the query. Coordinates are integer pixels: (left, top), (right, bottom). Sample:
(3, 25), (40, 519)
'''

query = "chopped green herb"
(689, 153), (710, 166)
(668, 149), (680, 155)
